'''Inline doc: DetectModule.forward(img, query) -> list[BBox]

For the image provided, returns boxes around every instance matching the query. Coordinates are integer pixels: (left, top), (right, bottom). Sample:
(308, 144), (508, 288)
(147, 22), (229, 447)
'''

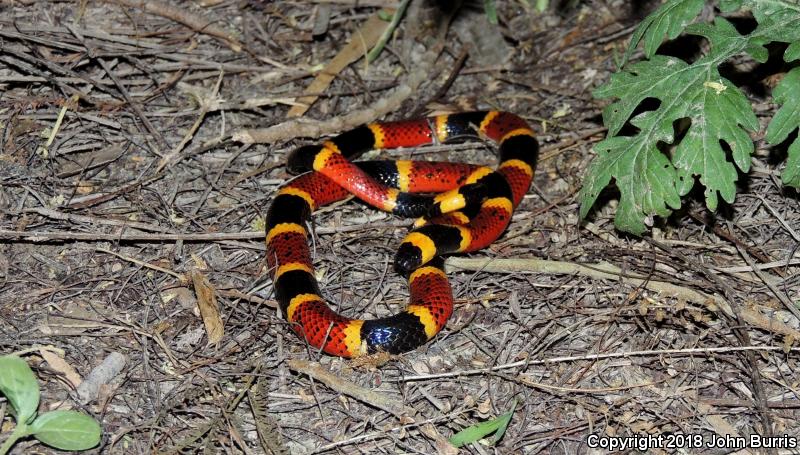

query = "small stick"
(24, 207), (170, 233)
(287, 359), (415, 418)
(234, 13), (447, 144)
(0, 221), (408, 243)
(96, 247), (184, 280)
(446, 256), (734, 316)
(396, 346), (800, 382)
(76, 352), (128, 404)
(446, 256), (800, 339)
(409, 47), (469, 118)
(106, 0), (243, 51)
(156, 71), (224, 172)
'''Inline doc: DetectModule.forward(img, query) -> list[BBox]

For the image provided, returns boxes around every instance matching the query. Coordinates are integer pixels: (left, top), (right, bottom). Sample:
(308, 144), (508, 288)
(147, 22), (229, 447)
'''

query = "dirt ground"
(1, 0), (799, 453)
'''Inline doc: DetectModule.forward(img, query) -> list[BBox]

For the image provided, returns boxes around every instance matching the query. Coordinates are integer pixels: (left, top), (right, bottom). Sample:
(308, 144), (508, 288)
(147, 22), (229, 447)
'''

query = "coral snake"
(265, 111), (538, 357)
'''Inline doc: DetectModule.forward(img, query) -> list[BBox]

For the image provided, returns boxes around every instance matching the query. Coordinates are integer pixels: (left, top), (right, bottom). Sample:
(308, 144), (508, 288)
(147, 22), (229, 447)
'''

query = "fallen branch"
(445, 256), (800, 340)
(233, 49), (437, 143)
(0, 221), (408, 243)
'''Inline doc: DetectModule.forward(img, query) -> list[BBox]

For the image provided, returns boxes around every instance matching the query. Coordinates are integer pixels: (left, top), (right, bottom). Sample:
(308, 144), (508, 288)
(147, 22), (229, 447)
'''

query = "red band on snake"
(265, 111), (538, 357)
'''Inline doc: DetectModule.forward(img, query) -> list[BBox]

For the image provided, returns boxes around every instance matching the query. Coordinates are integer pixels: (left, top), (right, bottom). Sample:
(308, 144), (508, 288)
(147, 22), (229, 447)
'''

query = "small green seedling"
(0, 355), (101, 454)
(449, 399), (517, 448)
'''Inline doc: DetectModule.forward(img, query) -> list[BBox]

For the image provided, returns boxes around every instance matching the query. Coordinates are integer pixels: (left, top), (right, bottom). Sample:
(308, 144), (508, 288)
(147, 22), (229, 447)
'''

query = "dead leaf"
(161, 286), (197, 310)
(190, 269), (224, 344)
(434, 436), (459, 455)
(287, 9), (394, 118)
(40, 349), (82, 388)
(191, 252), (208, 270)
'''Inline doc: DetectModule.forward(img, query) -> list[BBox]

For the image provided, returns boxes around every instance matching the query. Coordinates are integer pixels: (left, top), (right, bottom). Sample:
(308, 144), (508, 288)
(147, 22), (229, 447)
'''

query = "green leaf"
(483, 0), (498, 25)
(586, 1), (800, 231)
(623, 0), (703, 66)
(672, 77), (757, 210)
(580, 135), (681, 234)
(782, 139), (800, 187)
(586, 18), (765, 232)
(0, 356), (40, 424)
(766, 67), (800, 187)
(29, 410), (101, 451)
(686, 18), (769, 63)
(766, 67), (800, 145)
(719, 0), (744, 12)
(786, 42), (800, 61)
(743, 0), (800, 28)
(449, 400), (516, 448)
(594, 55), (693, 137)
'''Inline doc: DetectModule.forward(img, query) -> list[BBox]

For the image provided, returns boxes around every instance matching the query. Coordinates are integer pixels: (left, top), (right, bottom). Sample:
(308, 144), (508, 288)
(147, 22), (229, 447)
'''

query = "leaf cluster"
(0, 355), (101, 454)
(581, 0), (800, 233)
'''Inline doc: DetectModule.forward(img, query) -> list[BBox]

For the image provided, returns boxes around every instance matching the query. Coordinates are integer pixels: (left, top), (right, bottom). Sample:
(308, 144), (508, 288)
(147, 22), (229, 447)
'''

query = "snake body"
(266, 111), (538, 357)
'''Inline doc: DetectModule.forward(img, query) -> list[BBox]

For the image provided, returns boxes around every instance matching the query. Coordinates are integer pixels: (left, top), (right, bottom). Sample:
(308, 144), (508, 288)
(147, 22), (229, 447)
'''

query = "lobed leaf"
(686, 18), (769, 62)
(595, 55), (691, 138)
(742, 0), (800, 26)
(585, 16), (772, 232)
(766, 67), (800, 187)
(623, 0), (703, 66)
(785, 42), (800, 61)
(581, 135), (681, 234)
(0, 355), (40, 424)
(766, 68), (800, 145)
(30, 410), (102, 451)
(673, 77), (758, 209)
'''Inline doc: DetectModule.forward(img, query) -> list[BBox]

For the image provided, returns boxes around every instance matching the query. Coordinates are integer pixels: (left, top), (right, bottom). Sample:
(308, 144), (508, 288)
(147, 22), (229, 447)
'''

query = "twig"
(688, 210), (777, 271)
(96, 247), (184, 280)
(753, 194), (800, 242)
(310, 0), (399, 6)
(713, 259), (800, 273)
(493, 371), (660, 394)
(105, 0), (243, 51)
(23, 207), (170, 232)
(76, 352), (128, 404)
(156, 71), (224, 172)
(233, 4), (447, 144)
(39, 94), (77, 157)
(396, 345), (800, 382)
(287, 10), (393, 118)
(445, 256), (733, 315)
(445, 256), (800, 339)
(287, 359), (415, 418)
(727, 220), (800, 321)
(234, 45), (440, 143)
(66, 24), (170, 152)
(645, 237), (776, 438)
(409, 47), (469, 117)
(0, 221), (408, 243)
